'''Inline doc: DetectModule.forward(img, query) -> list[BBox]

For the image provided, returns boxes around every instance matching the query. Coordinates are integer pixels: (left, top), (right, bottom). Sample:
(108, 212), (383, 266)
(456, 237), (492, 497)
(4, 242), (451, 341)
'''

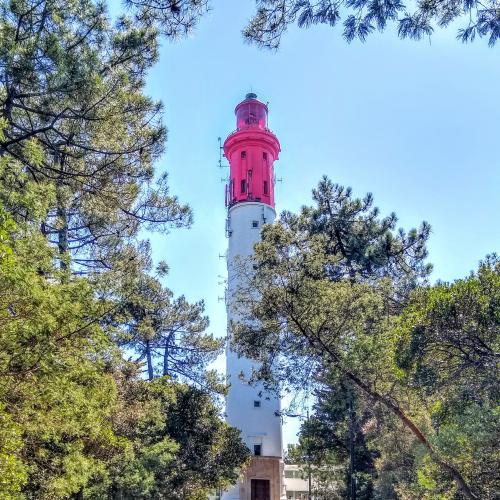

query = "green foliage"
(126, 0), (210, 39)
(0, 0), (192, 272)
(0, 206), (248, 498)
(296, 377), (377, 499)
(90, 377), (250, 499)
(0, 0), (247, 492)
(392, 255), (500, 499)
(114, 271), (224, 389)
(0, 205), (120, 497)
(0, 404), (26, 497)
(232, 178), (496, 499)
(243, 0), (500, 48)
(117, 0), (500, 47)
(233, 177), (428, 387)
(0, 1), (249, 496)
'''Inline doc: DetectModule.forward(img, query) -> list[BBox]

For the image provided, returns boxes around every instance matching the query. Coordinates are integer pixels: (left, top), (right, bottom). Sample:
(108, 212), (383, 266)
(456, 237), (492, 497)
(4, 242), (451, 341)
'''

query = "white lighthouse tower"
(222, 94), (285, 500)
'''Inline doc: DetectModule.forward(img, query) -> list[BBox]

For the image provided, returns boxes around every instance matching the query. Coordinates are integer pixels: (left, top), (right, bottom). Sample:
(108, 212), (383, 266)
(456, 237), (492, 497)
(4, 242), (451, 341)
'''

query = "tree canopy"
(121, 0), (500, 47)
(0, 0), (250, 497)
(0, 191), (250, 498)
(243, 0), (500, 48)
(0, 0), (192, 273)
(231, 177), (499, 499)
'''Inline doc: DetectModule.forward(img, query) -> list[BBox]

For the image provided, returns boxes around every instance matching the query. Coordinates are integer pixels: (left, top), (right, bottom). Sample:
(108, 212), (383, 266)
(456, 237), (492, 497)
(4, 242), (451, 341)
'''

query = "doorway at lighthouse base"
(239, 456), (284, 500)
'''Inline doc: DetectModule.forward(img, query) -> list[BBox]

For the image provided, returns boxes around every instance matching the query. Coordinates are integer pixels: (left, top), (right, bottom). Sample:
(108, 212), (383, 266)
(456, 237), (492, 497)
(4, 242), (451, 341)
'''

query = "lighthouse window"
(254, 400), (261, 408)
(241, 151), (247, 159)
(263, 152), (267, 160)
(241, 179), (246, 193)
(254, 444), (262, 456)
(252, 220), (259, 228)
(263, 181), (268, 195)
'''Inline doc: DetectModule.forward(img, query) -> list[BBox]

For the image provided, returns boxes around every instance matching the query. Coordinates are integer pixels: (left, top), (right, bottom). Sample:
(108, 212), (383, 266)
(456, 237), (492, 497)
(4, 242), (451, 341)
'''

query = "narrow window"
(254, 444), (262, 456)
(241, 151), (246, 159)
(252, 220), (259, 228)
(263, 180), (268, 195)
(263, 152), (267, 160)
(241, 179), (246, 193)
(254, 400), (261, 408)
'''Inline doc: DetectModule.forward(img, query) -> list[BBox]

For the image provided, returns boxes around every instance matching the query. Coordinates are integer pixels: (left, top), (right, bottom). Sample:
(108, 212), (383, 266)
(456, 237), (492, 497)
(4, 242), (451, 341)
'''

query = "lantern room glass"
(236, 100), (268, 130)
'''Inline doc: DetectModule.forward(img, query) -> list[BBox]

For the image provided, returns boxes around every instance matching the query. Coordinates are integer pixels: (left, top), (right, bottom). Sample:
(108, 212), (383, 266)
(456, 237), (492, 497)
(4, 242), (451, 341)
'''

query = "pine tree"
(296, 376), (377, 500)
(123, 0), (500, 47)
(232, 177), (482, 499)
(0, 0), (192, 272)
(242, 0), (500, 48)
(115, 271), (223, 389)
(0, 2), (250, 496)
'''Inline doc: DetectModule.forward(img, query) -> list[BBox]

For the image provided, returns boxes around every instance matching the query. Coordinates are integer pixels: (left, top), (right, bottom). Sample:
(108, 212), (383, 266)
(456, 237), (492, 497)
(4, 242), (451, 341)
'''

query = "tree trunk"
(72, 488), (84, 500)
(145, 340), (154, 381)
(163, 332), (173, 376)
(56, 161), (68, 271)
(57, 203), (68, 268)
(348, 392), (356, 500)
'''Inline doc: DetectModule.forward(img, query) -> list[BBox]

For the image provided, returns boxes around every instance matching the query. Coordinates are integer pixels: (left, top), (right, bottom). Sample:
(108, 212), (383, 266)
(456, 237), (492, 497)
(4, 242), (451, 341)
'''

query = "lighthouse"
(222, 94), (285, 500)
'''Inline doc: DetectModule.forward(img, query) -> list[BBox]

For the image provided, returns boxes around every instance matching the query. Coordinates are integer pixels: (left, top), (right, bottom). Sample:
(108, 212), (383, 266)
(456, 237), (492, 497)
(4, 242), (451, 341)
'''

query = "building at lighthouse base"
(223, 457), (284, 500)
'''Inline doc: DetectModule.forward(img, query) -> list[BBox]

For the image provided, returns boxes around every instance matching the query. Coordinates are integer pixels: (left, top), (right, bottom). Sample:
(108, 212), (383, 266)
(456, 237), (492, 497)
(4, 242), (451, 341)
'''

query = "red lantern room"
(224, 93), (280, 209)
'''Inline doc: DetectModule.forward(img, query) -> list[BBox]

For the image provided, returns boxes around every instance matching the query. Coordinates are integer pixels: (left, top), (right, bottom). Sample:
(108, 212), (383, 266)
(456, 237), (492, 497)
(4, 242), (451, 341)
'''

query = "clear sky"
(111, 0), (500, 447)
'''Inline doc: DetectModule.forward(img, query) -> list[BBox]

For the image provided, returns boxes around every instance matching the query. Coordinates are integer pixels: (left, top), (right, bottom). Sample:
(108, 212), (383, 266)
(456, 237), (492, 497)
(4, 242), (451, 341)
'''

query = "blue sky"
(111, 0), (500, 446)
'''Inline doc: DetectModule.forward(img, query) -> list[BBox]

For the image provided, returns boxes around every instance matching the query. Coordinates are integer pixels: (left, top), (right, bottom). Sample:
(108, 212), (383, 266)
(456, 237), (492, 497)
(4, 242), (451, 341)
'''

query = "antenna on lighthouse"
(218, 137), (229, 169)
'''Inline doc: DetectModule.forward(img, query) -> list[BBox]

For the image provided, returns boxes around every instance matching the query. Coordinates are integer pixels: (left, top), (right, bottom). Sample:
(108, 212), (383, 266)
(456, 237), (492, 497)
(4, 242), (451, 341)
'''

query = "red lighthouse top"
(224, 93), (280, 209)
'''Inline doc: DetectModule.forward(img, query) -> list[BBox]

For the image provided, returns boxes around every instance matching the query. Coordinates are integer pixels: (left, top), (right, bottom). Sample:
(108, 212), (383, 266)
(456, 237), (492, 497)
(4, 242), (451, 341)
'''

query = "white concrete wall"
(223, 202), (283, 500)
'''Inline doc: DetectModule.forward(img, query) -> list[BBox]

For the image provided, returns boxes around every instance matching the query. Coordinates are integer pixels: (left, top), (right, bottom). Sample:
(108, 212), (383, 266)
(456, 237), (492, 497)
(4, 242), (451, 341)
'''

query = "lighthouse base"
(222, 456), (285, 500)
